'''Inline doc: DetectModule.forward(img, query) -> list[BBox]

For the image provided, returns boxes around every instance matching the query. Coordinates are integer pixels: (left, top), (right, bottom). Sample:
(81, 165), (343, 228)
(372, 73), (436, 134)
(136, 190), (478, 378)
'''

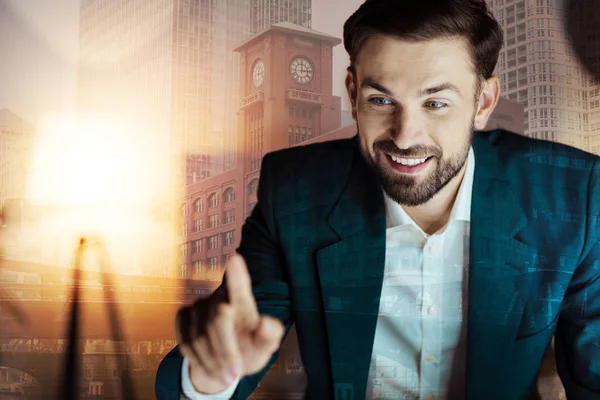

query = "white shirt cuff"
(181, 357), (240, 400)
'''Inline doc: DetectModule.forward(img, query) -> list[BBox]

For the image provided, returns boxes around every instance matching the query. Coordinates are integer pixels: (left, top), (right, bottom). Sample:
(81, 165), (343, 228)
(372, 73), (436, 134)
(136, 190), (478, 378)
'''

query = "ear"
(473, 76), (500, 130)
(345, 67), (358, 120)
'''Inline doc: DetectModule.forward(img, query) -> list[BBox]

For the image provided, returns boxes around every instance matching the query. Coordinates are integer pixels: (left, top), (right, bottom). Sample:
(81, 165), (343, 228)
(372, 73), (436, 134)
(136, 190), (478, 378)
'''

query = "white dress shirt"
(182, 148), (475, 400)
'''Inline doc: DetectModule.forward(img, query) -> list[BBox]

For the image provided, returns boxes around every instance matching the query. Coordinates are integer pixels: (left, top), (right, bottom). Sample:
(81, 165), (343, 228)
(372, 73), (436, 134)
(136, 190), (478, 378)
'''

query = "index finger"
(225, 254), (259, 321)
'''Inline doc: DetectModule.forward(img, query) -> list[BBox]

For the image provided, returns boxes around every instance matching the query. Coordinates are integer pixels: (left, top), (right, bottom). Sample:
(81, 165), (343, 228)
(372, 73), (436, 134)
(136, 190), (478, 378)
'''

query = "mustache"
(373, 140), (441, 158)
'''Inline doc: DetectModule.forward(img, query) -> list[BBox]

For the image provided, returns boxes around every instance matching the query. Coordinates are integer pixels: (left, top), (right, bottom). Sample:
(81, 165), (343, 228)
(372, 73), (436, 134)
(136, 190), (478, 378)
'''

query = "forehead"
(355, 36), (475, 92)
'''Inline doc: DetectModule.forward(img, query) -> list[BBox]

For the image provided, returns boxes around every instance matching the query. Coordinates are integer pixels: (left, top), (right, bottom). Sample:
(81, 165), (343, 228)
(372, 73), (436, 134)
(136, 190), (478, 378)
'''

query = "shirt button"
(427, 245), (436, 254)
(424, 354), (435, 362)
(427, 306), (438, 316)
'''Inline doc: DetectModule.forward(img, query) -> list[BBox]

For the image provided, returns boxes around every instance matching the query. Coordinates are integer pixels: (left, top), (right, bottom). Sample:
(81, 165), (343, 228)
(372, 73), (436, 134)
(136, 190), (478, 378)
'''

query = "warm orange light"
(28, 112), (168, 207)
(22, 112), (177, 275)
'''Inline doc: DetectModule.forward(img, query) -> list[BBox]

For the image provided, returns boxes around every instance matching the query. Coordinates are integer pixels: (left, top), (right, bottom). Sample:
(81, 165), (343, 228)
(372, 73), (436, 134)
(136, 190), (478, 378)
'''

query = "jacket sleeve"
(155, 153), (294, 400)
(555, 159), (600, 399)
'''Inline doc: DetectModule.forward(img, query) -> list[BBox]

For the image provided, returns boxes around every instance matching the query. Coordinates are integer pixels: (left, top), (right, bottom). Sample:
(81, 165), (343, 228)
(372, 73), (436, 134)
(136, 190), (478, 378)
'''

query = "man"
(156, 0), (600, 398)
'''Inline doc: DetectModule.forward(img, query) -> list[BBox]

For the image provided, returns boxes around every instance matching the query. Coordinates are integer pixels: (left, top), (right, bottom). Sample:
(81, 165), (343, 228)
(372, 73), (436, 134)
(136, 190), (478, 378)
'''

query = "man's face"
(346, 36), (494, 206)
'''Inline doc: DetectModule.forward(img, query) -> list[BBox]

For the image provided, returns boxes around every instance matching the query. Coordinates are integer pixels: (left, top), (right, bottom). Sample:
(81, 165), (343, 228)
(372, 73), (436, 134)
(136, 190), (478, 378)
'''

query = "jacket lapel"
(466, 132), (538, 398)
(315, 135), (386, 399)
(313, 132), (538, 399)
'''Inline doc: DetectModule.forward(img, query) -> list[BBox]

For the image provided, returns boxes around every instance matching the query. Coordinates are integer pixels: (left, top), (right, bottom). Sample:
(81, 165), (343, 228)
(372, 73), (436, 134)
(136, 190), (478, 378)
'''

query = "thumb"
(252, 315), (284, 352)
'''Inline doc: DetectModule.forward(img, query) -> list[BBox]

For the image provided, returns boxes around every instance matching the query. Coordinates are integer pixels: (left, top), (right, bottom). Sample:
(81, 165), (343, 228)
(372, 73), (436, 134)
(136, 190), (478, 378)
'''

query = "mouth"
(384, 153), (433, 174)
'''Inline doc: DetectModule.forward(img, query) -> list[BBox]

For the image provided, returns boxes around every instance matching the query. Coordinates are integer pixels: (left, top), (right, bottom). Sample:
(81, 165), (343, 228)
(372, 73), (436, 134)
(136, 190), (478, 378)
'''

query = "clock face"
(252, 59), (264, 87)
(290, 57), (314, 84)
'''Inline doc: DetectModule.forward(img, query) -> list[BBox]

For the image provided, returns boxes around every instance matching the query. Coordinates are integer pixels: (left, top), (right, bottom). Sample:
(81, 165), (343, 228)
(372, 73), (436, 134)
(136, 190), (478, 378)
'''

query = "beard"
(359, 117), (475, 207)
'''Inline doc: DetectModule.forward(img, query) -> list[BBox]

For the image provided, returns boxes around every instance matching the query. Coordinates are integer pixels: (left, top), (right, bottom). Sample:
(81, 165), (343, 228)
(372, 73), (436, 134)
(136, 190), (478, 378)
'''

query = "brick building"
(176, 21), (526, 281)
(178, 23), (342, 280)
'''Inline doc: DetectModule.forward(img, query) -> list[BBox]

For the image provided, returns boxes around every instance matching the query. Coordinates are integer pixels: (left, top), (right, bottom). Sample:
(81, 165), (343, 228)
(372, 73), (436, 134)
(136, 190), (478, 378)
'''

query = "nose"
(389, 109), (425, 149)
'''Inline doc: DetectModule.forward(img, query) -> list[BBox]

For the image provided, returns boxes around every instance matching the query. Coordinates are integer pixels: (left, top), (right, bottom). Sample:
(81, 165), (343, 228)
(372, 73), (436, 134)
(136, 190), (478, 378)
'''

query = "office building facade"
(179, 23), (342, 281)
(77, 0), (313, 276)
(486, 0), (600, 154)
(0, 109), (34, 207)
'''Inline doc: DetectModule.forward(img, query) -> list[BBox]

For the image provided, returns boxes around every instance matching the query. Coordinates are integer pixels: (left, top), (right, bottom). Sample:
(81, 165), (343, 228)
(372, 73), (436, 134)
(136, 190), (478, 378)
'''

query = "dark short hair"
(343, 0), (504, 89)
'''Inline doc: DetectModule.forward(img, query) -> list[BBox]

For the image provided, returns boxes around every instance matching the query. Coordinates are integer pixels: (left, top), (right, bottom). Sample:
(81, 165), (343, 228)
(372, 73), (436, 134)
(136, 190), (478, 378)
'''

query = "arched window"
(248, 178), (259, 195)
(193, 198), (203, 213)
(180, 203), (188, 217)
(223, 187), (235, 203)
(208, 192), (218, 208)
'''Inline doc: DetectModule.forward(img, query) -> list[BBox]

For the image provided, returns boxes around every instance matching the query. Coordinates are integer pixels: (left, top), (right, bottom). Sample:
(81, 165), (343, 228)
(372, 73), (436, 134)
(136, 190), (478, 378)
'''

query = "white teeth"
(390, 156), (428, 166)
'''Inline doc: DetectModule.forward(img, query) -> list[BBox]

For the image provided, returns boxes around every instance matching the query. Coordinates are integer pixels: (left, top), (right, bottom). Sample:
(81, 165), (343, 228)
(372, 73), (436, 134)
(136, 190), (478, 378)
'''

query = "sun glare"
(22, 112), (177, 275)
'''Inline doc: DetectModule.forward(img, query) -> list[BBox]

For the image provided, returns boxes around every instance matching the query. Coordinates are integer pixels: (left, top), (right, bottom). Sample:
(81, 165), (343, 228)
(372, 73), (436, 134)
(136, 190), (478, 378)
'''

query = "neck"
(403, 163), (468, 235)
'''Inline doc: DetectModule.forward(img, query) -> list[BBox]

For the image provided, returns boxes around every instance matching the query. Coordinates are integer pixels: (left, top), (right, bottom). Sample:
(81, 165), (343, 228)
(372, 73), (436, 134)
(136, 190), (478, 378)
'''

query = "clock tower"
(233, 22), (342, 213)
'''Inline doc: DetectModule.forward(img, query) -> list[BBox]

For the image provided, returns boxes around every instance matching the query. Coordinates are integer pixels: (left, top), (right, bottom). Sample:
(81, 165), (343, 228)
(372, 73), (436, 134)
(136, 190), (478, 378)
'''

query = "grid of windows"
(249, 110), (264, 171)
(250, 0), (311, 34)
(223, 231), (235, 246)
(487, 0), (600, 154)
(288, 106), (316, 146)
(208, 235), (218, 250)
(223, 209), (235, 224)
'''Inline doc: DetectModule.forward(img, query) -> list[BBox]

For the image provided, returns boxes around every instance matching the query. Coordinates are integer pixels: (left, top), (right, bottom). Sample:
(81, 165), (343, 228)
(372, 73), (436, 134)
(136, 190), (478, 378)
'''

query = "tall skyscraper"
(250, 0), (311, 34)
(77, 0), (312, 188)
(0, 109), (34, 206)
(486, 0), (600, 155)
(179, 22), (341, 281)
(77, 0), (312, 276)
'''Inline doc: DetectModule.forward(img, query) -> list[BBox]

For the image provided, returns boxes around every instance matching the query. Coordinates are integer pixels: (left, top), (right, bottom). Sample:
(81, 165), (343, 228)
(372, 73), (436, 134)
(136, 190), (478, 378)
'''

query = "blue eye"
(426, 101), (448, 109)
(370, 97), (393, 106)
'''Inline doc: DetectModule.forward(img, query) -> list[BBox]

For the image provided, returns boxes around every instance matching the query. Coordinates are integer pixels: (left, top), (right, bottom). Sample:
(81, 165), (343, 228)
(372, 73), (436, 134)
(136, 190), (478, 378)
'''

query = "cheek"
(435, 132), (468, 156)
(356, 107), (394, 130)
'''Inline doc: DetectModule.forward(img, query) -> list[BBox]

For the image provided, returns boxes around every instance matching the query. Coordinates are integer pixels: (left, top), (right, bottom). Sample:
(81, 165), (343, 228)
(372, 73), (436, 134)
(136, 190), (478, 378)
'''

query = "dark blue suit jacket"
(156, 129), (600, 399)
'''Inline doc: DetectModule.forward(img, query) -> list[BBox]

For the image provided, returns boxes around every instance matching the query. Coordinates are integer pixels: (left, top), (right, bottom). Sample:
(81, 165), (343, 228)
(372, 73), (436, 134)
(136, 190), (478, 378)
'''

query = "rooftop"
(234, 22), (342, 52)
(0, 109), (34, 132)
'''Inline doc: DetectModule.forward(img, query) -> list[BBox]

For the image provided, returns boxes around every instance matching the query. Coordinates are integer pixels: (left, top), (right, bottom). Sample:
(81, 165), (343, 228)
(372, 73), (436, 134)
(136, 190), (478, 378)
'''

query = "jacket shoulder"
(262, 136), (358, 179)
(482, 128), (599, 163)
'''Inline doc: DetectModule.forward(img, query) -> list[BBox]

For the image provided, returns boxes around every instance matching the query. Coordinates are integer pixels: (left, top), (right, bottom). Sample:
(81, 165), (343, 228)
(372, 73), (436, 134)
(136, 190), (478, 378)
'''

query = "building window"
(180, 264), (187, 278)
(223, 209), (235, 224)
(223, 230), (235, 246)
(193, 260), (202, 274)
(208, 192), (218, 208)
(223, 187), (235, 203)
(208, 235), (218, 250)
(209, 214), (218, 228)
(193, 239), (202, 254)
(181, 243), (188, 257)
(289, 125), (294, 146)
(193, 198), (203, 212)
(180, 203), (188, 216)
(194, 218), (203, 232)
(222, 254), (231, 266)
(208, 256), (218, 270)
(248, 178), (258, 195)
(307, 128), (313, 139)
(181, 223), (188, 236)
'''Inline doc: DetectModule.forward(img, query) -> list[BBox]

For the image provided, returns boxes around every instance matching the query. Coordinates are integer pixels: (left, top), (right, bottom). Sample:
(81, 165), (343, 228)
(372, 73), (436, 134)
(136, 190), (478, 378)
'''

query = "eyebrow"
(360, 77), (463, 99)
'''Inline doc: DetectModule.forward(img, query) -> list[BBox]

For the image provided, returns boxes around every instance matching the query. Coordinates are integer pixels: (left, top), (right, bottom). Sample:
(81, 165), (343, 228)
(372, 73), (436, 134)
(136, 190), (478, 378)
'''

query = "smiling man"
(156, 0), (600, 399)
(350, 34), (487, 231)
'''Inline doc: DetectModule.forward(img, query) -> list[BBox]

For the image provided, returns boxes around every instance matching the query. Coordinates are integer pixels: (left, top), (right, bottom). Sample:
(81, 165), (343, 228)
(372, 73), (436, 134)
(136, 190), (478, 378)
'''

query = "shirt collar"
(383, 147), (475, 230)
